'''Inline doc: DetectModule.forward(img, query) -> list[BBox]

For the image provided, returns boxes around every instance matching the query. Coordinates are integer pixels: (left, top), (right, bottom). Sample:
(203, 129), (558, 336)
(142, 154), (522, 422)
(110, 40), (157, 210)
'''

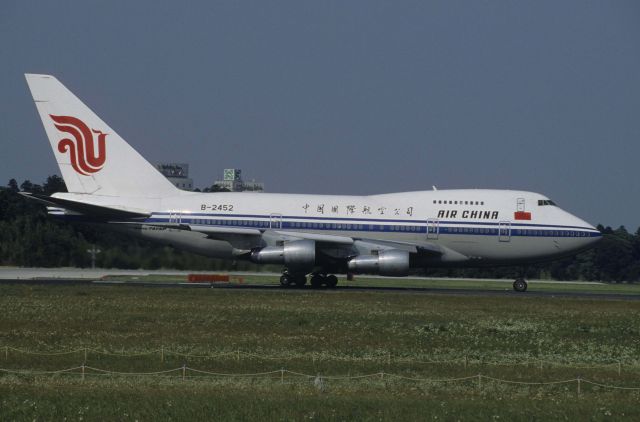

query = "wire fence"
(1, 365), (639, 393)
(1, 345), (637, 374)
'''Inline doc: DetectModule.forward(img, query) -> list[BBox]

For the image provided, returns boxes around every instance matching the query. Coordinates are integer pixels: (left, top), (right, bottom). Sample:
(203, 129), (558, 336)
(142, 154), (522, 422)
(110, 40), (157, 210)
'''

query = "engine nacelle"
(250, 239), (316, 271)
(347, 249), (410, 277)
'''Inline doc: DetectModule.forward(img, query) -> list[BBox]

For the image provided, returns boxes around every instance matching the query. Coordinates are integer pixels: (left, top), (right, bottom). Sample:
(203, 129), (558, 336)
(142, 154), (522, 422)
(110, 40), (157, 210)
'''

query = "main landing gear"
(310, 273), (338, 288)
(279, 272), (307, 287)
(513, 278), (528, 292)
(279, 271), (338, 289)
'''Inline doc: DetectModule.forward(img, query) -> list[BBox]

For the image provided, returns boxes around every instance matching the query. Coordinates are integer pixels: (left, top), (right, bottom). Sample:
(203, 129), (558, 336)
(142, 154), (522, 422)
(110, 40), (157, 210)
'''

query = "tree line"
(1, 176), (638, 282)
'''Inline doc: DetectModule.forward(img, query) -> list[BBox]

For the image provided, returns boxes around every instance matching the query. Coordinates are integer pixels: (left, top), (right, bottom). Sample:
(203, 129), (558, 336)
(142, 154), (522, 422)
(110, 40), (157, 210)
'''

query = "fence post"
(236, 349), (240, 362)
(618, 362), (621, 376)
(380, 371), (384, 381)
(539, 359), (543, 370)
(464, 355), (468, 369)
(81, 364), (85, 382)
(182, 364), (186, 381)
(161, 346), (164, 363)
(4, 346), (7, 360)
(387, 351), (391, 365)
(577, 377), (581, 396)
(477, 374), (482, 390)
(281, 368), (284, 384)
(84, 347), (87, 363)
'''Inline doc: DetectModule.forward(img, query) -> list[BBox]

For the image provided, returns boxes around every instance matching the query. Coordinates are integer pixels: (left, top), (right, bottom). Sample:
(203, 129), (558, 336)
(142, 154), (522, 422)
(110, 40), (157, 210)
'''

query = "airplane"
(22, 74), (602, 292)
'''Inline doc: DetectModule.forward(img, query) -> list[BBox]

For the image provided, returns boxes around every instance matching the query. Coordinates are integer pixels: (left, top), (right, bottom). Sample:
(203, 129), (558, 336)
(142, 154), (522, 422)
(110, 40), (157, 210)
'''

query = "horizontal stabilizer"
(20, 192), (150, 220)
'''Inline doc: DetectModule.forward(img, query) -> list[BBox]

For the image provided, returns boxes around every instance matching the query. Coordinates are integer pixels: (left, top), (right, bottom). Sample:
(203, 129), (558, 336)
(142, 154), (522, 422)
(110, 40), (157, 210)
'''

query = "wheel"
(326, 274), (338, 288)
(280, 274), (292, 287)
(293, 275), (307, 287)
(513, 278), (527, 292)
(310, 274), (324, 288)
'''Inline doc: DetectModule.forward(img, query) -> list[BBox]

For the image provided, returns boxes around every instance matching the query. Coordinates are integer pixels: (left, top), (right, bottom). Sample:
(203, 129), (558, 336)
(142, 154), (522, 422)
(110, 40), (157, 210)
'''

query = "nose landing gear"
(513, 278), (528, 292)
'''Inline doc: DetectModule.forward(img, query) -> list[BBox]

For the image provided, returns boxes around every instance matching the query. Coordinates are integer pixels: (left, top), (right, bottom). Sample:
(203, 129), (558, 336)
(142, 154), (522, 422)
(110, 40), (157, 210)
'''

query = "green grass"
(1, 281), (640, 420)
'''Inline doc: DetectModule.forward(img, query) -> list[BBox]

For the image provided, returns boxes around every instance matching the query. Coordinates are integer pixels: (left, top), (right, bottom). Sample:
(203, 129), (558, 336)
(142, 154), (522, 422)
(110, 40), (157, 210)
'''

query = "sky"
(1, 1), (639, 229)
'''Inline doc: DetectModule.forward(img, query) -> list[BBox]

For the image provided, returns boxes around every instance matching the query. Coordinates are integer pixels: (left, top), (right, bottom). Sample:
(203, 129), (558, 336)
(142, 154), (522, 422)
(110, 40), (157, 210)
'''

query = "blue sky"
(1, 1), (639, 229)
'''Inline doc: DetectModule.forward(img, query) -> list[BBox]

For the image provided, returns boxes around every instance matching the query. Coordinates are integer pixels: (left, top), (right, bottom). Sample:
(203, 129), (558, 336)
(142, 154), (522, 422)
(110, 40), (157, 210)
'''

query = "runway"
(2, 278), (639, 301)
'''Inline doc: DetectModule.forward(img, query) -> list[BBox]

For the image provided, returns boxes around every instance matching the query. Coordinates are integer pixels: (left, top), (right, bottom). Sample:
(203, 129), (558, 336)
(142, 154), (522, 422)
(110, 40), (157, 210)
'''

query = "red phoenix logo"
(50, 115), (107, 175)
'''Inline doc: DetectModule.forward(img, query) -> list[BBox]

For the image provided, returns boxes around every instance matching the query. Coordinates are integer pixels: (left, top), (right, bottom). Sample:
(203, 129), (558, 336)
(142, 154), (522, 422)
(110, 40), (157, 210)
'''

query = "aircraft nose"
(573, 216), (602, 246)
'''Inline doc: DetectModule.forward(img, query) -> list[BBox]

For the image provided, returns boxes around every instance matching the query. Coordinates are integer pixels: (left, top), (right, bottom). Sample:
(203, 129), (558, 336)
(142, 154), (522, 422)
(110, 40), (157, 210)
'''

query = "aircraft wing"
(18, 193), (464, 262)
(19, 193), (469, 263)
(271, 230), (460, 258)
(175, 225), (467, 262)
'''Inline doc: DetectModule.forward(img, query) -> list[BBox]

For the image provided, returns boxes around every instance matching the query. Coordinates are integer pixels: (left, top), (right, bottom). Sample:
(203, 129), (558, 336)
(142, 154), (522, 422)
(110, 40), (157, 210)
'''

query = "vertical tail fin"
(25, 74), (179, 198)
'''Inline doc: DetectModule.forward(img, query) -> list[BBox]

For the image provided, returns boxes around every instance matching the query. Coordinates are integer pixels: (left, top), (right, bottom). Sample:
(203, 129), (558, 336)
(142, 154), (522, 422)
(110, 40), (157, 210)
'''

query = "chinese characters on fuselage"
(301, 204), (414, 217)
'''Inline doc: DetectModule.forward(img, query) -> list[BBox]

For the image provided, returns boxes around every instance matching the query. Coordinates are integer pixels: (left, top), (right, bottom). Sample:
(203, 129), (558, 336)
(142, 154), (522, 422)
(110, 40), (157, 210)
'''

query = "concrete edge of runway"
(1, 278), (639, 301)
(0, 267), (608, 285)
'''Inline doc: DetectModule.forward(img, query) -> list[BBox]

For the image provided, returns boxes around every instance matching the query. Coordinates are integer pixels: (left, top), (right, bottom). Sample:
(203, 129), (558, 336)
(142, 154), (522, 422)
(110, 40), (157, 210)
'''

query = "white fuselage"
(55, 188), (601, 266)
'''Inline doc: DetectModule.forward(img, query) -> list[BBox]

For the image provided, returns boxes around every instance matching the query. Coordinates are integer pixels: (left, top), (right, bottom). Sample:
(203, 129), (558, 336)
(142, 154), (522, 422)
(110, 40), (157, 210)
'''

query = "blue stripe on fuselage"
(142, 214), (601, 238)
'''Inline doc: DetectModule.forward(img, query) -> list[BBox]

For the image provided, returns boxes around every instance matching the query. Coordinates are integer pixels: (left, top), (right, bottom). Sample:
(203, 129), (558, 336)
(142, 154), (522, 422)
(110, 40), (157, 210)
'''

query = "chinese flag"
(514, 211), (532, 220)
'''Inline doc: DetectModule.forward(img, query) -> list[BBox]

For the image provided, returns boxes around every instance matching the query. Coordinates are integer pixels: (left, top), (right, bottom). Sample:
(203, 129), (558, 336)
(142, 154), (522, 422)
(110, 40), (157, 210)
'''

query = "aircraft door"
(517, 198), (525, 212)
(498, 221), (511, 242)
(169, 211), (181, 224)
(269, 213), (282, 229)
(426, 218), (439, 240)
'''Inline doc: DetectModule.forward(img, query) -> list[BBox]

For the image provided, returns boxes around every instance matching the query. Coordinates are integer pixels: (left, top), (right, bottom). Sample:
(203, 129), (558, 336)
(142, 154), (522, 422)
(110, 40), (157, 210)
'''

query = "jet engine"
(250, 239), (316, 271)
(347, 249), (410, 276)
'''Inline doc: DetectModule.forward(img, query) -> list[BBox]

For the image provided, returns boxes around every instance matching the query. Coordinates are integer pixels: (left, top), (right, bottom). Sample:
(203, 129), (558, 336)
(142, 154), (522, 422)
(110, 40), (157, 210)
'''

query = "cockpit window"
(538, 199), (557, 206)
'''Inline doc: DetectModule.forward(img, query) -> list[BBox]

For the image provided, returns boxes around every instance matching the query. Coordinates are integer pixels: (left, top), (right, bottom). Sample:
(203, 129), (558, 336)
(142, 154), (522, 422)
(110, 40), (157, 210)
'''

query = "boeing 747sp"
(23, 74), (602, 291)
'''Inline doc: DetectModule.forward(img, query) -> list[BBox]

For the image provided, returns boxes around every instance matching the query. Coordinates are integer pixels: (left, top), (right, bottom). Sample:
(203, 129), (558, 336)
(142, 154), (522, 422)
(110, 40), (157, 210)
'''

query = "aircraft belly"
(318, 230), (580, 264)
(434, 235), (579, 264)
(130, 225), (234, 259)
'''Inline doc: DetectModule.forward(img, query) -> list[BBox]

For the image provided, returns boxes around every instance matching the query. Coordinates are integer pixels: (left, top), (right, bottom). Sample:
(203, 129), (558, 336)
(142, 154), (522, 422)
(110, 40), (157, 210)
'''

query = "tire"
(326, 275), (338, 288)
(513, 278), (527, 292)
(280, 274), (292, 287)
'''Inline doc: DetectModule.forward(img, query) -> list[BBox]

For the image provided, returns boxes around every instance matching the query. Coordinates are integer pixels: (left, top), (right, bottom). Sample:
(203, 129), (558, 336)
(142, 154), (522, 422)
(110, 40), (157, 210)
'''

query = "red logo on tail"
(50, 115), (107, 175)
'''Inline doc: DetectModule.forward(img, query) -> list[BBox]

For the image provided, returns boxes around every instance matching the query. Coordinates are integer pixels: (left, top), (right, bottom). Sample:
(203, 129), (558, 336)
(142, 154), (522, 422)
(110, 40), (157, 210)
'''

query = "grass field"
(1, 278), (640, 420)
